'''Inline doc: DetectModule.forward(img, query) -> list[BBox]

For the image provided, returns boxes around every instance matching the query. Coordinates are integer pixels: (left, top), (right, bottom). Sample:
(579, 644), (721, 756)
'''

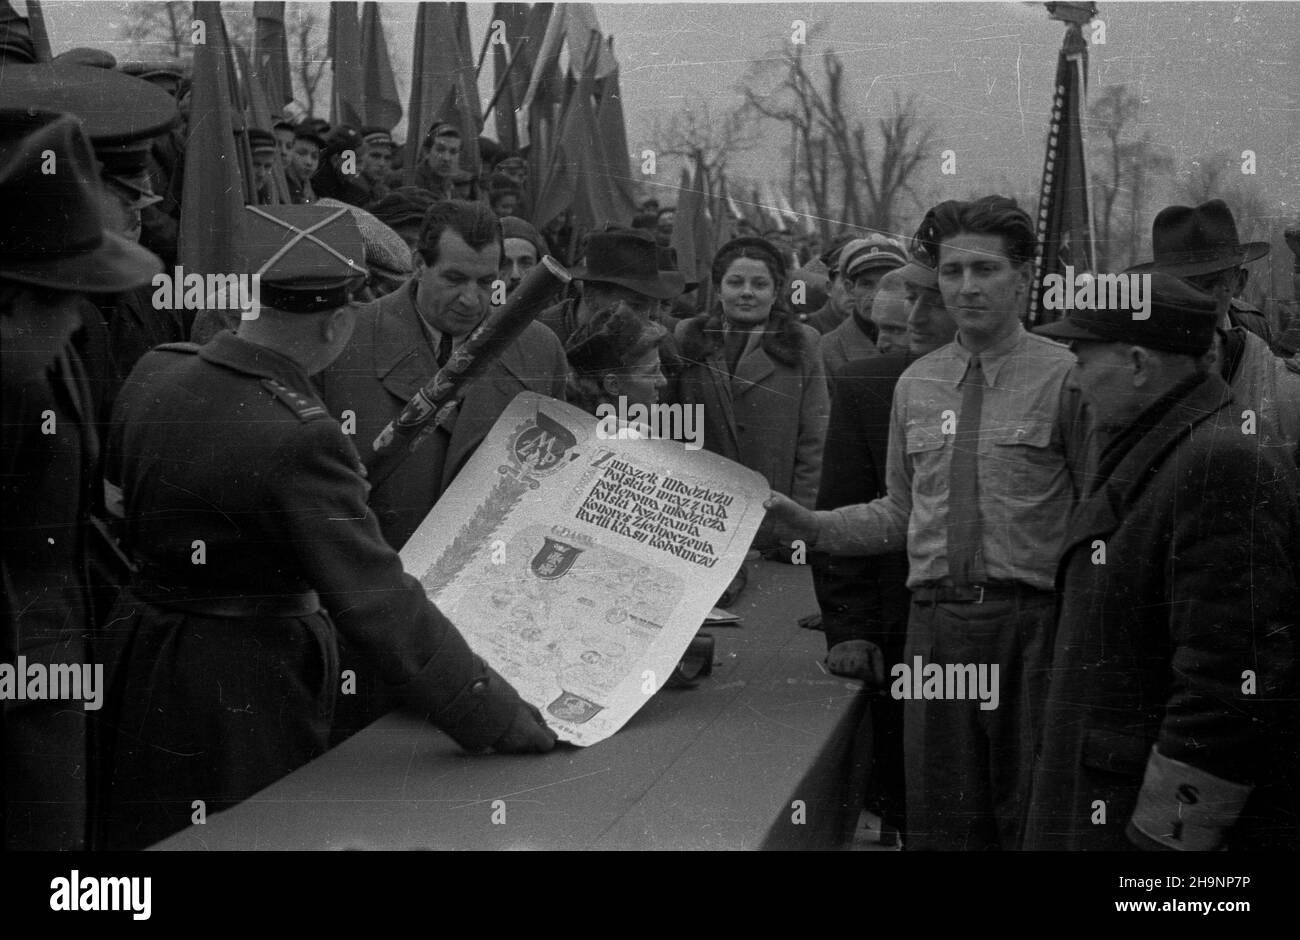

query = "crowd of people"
(3, 24), (1300, 854)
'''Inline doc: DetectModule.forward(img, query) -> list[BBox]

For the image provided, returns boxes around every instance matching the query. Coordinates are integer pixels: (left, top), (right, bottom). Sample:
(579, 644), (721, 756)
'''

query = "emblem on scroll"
(530, 537), (584, 580)
(547, 691), (603, 724)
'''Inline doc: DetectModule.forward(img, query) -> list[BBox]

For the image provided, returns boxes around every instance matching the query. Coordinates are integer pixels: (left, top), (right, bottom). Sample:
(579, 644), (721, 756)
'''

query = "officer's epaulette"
(261, 378), (330, 422)
(154, 342), (201, 354)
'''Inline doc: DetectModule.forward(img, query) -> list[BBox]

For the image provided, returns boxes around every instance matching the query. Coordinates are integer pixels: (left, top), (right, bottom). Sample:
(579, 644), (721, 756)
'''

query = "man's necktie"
(436, 331), (453, 370)
(947, 354), (986, 587)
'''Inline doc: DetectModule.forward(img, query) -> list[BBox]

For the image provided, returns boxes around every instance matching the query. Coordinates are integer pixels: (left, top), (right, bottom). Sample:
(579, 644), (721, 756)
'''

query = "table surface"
(152, 561), (869, 851)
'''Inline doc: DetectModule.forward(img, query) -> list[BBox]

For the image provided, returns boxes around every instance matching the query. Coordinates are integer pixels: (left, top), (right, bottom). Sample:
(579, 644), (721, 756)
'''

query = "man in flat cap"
(368, 186), (438, 252)
(247, 127), (278, 205)
(286, 125), (323, 204)
(2, 110), (163, 851)
(1025, 273), (1300, 851)
(1131, 200), (1299, 463)
(802, 233), (858, 335)
(314, 199), (568, 740)
(100, 203), (555, 850)
(820, 235), (911, 384)
(394, 122), (475, 201)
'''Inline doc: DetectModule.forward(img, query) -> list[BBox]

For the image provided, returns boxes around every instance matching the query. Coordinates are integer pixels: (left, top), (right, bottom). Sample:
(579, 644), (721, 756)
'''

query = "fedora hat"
(1129, 199), (1270, 277)
(0, 110), (162, 292)
(0, 64), (177, 146)
(570, 229), (680, 299)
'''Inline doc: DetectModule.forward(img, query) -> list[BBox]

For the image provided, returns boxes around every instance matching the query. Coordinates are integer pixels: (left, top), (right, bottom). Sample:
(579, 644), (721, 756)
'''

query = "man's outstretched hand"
(763, 491), (821, 546)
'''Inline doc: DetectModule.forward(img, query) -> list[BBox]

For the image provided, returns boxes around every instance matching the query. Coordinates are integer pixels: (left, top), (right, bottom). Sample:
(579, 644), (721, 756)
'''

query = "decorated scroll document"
(400, 392), (769, 746)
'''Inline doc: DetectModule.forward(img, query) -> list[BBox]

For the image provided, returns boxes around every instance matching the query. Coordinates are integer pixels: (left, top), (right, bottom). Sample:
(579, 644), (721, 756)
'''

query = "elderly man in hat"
(100, 203), (555, 850)
(2, 110), (164, 851)
(1025, 273), (1300, 851)
(1132, 199), (1300, 462)
(537, 228), (682, 347)
(313, 199), (567, 740)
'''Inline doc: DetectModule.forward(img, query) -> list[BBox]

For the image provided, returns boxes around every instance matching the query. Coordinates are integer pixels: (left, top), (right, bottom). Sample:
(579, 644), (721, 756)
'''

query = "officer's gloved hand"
(492, 701), (558, 754)
(826, 639), (886, 690)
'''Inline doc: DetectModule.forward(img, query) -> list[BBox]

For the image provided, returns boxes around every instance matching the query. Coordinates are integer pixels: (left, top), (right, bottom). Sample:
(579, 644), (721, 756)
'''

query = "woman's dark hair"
(710, 236), (788, 292)
(920, 195), (1036, 266)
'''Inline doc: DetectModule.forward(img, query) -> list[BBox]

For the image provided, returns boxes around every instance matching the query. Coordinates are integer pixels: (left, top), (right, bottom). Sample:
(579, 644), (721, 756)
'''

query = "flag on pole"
(1030, 7), (1097, 325)
(360, 1), (401, 130)
(234, 40), (288, 204)
(329, 1), (363, 128)
(592, 36), (637, 225)
(670, 155), (713, 307)
(532, 30), (604, 231)
(489, 2), (533, 151)
(516, 3), (615, 150)
(251, 1), (292, 110)
(25, 0), (52, 61)
(407, 2), (482, 176)
(181, 2), (247, 301)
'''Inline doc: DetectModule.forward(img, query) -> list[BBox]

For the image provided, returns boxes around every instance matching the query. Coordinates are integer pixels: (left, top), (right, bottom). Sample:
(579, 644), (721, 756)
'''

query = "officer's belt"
(911, 581), (1053, 605)
(129, 581), (322, 618)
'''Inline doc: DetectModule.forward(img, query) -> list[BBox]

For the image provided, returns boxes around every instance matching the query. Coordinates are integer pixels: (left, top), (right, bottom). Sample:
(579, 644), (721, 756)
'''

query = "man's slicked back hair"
(921, 195), (1036, 266)
(417, 199), (502, 267)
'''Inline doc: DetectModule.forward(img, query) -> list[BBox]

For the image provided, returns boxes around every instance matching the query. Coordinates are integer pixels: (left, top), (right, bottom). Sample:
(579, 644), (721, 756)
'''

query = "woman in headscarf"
(675, 236), (828, 555)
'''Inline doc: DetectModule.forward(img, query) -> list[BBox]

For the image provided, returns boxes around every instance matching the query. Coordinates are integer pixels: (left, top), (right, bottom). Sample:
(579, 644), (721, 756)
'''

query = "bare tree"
(738, 35), (933, 239)
(118, 1), (191, 59)
(1088, 84), (1173, 270)
(116, 2), (327, 118)
(649, 99), (758, 201)
(288, 7), (327, 118)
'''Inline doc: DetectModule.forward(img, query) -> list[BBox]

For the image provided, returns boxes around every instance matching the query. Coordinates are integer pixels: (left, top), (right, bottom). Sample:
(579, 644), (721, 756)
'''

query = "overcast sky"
(36, 1), (1299, 262)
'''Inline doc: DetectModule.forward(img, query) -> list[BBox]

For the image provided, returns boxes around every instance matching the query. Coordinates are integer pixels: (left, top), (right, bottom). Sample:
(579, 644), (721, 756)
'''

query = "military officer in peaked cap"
(0, 61), (187, 414)
(100, 203), (555, 850)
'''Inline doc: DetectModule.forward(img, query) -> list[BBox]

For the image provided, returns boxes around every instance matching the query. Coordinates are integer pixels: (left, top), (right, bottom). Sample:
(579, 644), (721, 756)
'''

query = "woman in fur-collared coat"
(675, 237), (828, 551)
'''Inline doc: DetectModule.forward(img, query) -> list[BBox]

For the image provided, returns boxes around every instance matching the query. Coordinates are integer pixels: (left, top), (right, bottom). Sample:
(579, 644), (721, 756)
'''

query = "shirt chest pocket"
(988, 415), (1060, 493)
(905, 424), (948, 499)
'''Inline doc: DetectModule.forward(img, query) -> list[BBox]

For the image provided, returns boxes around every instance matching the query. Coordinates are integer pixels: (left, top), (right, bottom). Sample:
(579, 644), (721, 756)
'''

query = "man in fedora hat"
(1026, 273), (1300, 851)
(537, 227), (682, 347)
(100, 203), (555, 850)
(1132, 199), (1300, 462)
(2, 110), (164, 850)
(314, 199), (568, 740)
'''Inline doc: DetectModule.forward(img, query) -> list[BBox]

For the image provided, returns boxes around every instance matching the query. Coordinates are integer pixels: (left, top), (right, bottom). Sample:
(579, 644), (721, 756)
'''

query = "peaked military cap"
(0, 64), (176, 145)
(241, 204), (368, 313)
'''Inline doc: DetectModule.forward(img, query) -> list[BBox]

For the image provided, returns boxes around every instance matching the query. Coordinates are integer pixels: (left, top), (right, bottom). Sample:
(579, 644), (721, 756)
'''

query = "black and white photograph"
(2, 0), (1298, 918)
